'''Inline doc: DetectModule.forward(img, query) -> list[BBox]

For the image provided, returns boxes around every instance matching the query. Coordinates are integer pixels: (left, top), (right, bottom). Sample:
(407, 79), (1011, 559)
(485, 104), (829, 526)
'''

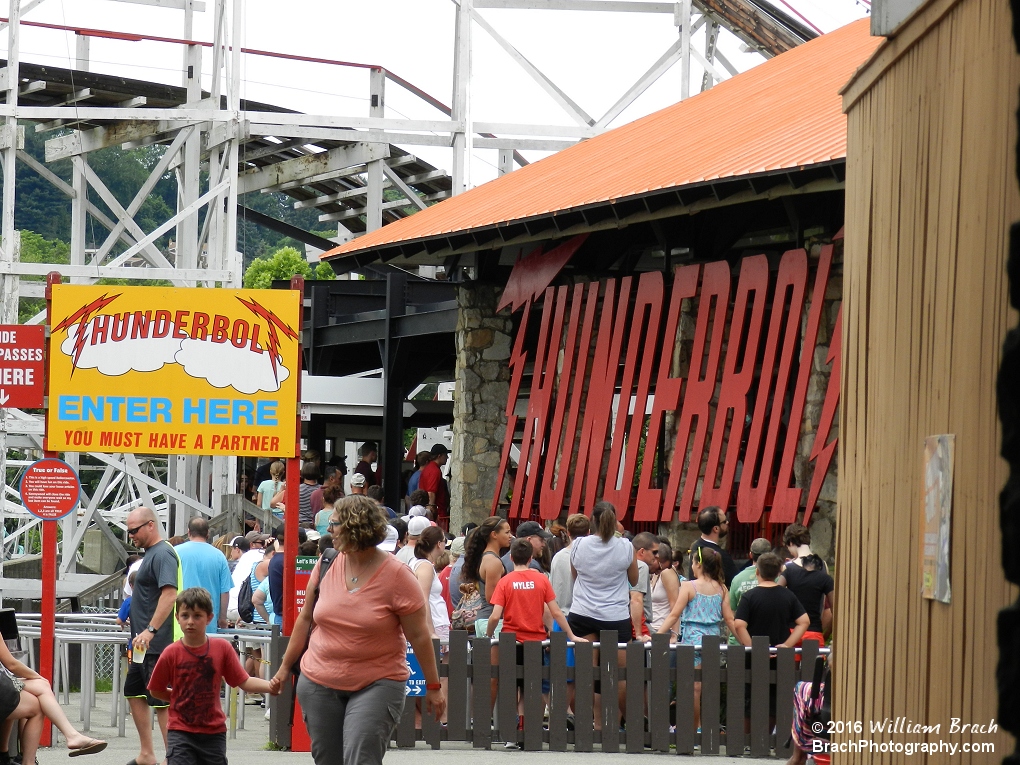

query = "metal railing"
(269, 630), (828, 757)
(14, 615), (275, 740)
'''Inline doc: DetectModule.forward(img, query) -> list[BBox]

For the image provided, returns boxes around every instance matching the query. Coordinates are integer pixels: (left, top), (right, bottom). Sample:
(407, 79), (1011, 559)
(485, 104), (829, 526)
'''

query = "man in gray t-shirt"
(124, 506), (180, 765)
(630, 532), (660, 638)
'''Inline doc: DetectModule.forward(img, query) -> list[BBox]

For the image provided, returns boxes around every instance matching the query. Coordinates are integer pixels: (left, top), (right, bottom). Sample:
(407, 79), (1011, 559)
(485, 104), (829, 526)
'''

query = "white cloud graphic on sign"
(175, 338), (290, 394)
(60, 320), (181, 376)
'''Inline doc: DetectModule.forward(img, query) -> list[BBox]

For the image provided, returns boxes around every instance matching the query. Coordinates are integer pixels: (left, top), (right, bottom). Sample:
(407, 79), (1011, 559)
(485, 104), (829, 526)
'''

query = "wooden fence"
(271, 631), (824, 757)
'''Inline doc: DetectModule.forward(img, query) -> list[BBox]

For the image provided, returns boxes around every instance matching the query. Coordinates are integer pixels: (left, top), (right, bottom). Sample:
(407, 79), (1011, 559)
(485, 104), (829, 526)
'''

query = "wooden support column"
(451, 0), (473, 194)
(677, 0), (692, 100)
(497, 149), (514, 177)
(701, 21), (719, 92)
(366, 69), (386, 232)
(178, 0), (203, 277)
(74, 33), (89, 72)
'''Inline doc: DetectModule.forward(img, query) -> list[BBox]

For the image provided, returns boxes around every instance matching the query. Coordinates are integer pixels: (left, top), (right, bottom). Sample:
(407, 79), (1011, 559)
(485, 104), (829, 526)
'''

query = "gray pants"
(297, 674), (405, 765)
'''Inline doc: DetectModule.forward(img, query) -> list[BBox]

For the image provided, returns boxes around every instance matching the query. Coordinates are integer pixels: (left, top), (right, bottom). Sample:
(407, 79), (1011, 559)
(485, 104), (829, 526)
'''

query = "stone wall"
(449, 282), (512, 532)
(794, 240), (842, 562)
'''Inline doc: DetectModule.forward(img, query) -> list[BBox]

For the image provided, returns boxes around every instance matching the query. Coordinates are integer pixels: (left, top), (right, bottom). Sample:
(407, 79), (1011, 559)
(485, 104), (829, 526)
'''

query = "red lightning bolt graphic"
(490, 300), (533, 517)
(803, 304), (842, 525)
(236, 296), (299, 387)
(52, 293), (122, 376)
(496, 234), (588, 314)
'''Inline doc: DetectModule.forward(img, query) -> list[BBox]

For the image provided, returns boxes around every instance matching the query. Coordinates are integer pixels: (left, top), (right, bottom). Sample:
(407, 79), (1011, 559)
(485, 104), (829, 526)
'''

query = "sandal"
(69, 739), (107, 757)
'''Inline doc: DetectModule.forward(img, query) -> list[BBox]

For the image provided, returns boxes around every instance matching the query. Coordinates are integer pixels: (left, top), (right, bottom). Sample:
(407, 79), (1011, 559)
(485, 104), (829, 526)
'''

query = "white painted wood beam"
(238, 142), (389, 194)
(382, 165), (428, 211)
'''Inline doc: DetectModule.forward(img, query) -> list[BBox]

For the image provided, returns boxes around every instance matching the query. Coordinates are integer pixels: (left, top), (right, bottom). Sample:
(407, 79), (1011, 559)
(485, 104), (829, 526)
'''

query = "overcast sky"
(8, 0), (869, 185)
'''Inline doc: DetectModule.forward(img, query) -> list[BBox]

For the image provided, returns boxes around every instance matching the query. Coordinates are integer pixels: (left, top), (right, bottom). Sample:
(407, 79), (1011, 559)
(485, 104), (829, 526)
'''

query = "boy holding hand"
(148, 588), (277, 764)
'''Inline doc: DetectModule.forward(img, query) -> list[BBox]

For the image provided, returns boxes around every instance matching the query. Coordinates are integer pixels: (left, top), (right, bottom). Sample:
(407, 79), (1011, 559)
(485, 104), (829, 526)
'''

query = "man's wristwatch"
(426, 682), (442, 691)
(146, 625), (157, 634)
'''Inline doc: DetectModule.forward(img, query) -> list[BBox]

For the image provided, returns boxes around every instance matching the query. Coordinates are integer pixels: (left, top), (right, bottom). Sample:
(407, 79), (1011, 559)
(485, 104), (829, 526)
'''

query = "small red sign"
(20, 459), (80, 520)
(0, 325), (44, 408)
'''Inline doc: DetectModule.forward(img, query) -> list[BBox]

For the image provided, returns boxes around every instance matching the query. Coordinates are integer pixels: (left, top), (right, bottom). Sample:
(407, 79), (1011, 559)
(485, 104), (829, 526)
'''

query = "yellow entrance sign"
(47, 285), (300, 457)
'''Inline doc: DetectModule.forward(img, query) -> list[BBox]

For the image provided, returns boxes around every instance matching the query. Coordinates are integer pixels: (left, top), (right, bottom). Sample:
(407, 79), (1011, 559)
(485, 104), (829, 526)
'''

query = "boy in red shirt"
(148, 588), (276, 764)
(486, 538), (584, 747)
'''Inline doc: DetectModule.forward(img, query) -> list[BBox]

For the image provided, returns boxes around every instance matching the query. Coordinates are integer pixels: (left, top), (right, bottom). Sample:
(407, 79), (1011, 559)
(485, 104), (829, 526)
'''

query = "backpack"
(806, 656), (831, 740)
(292, 548), (339, 682)
(236, 570), (256, 624)
(451, 585), (483, 634)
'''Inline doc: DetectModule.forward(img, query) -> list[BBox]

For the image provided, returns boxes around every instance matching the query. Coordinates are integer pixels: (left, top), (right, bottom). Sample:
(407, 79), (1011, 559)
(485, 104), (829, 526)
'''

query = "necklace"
(183, 639), (210, 657)
(347, 552), (374, 583)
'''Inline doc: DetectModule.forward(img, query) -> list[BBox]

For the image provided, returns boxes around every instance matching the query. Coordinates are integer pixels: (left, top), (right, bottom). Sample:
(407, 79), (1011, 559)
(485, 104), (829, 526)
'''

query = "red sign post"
(20, 456), (80, 744)
(0, 325), (44, 408)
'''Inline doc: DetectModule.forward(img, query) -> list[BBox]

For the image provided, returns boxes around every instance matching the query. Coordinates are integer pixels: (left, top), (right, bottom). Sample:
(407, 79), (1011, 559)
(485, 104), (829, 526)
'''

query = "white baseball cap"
(378, 525), (398, 552)
(350, 473), (367, 488)
(408, 516), (431, 536)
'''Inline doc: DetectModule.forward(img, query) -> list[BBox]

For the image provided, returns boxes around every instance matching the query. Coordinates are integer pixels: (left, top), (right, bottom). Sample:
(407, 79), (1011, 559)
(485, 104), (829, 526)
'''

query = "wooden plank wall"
(840, 0), (1020, 762)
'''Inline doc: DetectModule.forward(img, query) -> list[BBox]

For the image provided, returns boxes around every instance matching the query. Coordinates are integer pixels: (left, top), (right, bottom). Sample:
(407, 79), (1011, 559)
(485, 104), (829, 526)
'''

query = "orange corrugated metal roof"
(326, 18), (879, 260)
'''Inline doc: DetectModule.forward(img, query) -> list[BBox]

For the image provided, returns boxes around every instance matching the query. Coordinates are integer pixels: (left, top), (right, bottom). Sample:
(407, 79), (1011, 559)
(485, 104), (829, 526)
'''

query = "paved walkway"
(36, 693), (777, 764)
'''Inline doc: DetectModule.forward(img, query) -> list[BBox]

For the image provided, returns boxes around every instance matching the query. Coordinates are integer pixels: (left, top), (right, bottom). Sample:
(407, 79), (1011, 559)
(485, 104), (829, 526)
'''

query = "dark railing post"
(498, 631), (518, 745)
(726, 643), (746, 755)
(600, 631), (620, 752)
(800, 639), (820, 681)
(701, 636), (722, 754)
(422, 637), (442, 749)
(749, 637), (771, 757)
(396, 680), (416, 747)
(548, 631), (569, 751)
(675, 644), (695, 754)
(625, 640), (645, 752)
(775, 645), (798, 758)
(471, 636), (492, 749)
(522, 640), (543, 750)
(648, 634), (671, 752)
(447, 631), (468, 741)
(268, 633), (292, 749)
(573, 640), (594, 752)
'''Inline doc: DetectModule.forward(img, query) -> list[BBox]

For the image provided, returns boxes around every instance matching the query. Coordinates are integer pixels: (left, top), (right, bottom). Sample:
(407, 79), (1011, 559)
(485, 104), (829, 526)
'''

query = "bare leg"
(128, 698), (158, 765)
(20, 678), (104, 750)
(156, 707), (169, 752)
(8, 694), (42, 765)
(693, 681), (702, 733)
(786, 745), (808, 765)
(0, 717), (12, 754)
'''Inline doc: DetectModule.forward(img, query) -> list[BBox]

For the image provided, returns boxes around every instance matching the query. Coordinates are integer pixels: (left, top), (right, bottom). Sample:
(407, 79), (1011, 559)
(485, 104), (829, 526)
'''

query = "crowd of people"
(106, 443), (832, 765)
(355, 500), (832, 754)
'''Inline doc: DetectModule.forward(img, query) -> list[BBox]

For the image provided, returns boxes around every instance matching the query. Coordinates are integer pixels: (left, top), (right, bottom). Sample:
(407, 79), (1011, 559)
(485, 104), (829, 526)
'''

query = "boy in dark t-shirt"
(149, 588), (276, 764)
(733, 553), (810, 648)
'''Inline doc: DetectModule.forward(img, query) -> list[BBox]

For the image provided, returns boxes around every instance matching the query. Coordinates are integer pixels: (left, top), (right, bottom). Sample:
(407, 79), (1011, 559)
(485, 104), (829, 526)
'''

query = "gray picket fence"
(270, 631), (825, 757)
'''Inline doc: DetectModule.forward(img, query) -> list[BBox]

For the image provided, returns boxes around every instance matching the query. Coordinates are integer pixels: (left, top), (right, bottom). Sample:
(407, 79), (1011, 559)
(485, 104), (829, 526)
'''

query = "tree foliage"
(6, 122), (338, 269)
(242, 246), (335, 289)
(18, 230), (69, 323)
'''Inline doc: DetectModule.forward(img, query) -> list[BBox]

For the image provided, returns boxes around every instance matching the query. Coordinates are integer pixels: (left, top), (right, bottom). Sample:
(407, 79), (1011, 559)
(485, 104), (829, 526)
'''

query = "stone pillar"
(450, 283), (512, 532)
(793, 240), (843, 564)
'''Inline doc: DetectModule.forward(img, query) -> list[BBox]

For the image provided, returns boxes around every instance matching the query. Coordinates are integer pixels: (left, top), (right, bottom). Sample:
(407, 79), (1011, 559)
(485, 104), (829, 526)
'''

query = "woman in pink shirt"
(270, 496), (445, 765)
